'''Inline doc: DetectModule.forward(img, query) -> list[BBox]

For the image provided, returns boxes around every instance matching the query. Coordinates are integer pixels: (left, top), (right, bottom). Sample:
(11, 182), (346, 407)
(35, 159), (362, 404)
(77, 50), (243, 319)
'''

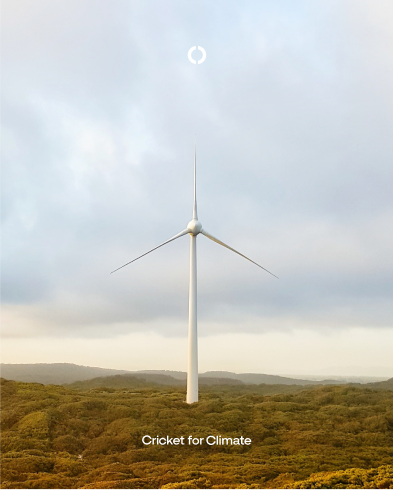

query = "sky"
(1, 0), (393, 376)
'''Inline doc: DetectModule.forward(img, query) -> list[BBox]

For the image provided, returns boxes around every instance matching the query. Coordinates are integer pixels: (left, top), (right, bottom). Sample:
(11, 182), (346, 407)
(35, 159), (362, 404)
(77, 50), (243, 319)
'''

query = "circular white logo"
(188, 46), (206, 64)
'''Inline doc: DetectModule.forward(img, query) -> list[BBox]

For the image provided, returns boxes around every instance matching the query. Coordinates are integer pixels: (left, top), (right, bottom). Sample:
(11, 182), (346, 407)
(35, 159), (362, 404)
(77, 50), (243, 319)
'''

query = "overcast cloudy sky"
(2, 0), (392, 376)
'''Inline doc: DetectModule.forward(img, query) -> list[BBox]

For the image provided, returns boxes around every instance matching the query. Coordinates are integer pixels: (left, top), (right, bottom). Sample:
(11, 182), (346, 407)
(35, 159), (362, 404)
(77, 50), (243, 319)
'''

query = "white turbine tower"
(111, 144), (278, 404)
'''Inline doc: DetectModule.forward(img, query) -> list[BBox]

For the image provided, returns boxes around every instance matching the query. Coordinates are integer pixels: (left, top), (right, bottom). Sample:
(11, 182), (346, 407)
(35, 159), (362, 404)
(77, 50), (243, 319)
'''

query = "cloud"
(1, 0), (392, 346)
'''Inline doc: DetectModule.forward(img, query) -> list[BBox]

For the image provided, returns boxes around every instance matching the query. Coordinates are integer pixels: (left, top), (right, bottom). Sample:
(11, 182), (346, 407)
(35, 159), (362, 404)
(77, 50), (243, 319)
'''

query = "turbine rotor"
(187, 219), (202, 236)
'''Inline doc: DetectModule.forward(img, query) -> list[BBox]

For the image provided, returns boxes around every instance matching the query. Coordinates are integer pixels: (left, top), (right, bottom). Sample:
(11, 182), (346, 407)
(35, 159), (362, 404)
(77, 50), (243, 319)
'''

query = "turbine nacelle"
(187, 219), (202, 236)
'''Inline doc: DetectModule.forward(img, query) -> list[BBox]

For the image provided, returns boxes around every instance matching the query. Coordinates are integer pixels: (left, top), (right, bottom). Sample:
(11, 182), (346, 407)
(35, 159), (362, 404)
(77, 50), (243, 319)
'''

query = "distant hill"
(364, 377), (393, 390)
(287, 374), (390, 384)
(0, 363), (129, 385)
(1, 363), (351, 387)
(66, 374), (178, 390)
(200, 371), (321, 385)
(199, 377), (243, 385)
(136, 370), (187, 380)
(66, 373), (244, 390)
(139, 370), (347, 386)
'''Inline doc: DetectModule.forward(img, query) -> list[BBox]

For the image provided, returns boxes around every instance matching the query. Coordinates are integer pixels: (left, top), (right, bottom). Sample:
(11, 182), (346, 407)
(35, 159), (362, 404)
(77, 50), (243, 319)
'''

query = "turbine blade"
(201, 229), (278, 279)
(111, 229), (189, 274)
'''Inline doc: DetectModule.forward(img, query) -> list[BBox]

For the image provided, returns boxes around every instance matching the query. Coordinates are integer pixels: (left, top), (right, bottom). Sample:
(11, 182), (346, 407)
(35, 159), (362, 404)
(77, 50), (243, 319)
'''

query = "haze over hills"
(66, 374), (247, 391)
(283, 374), (390, 384)
(201, 371), (324, 385)
(137, 369), (320, 385)
(363, 378), (393, 390)
(132, 370), (391, 385)
(2, 363), (391, 387)
(0, 363), (130, 385)
(1, 363), (324, 386)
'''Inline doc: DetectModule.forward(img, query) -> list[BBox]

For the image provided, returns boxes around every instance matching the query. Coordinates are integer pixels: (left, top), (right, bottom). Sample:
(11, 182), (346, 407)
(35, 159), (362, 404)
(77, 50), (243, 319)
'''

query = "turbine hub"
(187, 219), (202, 236)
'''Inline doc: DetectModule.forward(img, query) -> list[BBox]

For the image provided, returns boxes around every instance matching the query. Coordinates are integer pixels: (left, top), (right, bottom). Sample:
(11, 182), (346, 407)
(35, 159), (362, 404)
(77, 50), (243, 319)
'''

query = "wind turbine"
(111, 144), (278, 403)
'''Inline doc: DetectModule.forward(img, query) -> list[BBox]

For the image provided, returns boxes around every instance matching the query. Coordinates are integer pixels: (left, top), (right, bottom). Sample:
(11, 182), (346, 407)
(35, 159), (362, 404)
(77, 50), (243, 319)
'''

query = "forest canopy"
(1, 378), (393, 489)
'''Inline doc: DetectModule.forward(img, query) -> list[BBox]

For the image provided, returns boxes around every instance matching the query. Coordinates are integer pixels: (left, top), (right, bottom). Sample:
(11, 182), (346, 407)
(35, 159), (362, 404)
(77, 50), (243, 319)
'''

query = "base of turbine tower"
(186, 384), (198, 404)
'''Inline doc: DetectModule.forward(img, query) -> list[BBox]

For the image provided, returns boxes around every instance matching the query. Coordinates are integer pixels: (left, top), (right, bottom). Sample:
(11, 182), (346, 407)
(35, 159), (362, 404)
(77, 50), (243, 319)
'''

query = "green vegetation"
(1, 378), (393, 488)
(286, 465), (393, 489)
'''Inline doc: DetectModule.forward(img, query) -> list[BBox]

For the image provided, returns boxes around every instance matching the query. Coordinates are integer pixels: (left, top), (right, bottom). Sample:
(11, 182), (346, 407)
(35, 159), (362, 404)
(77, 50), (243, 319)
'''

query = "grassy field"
(1, 378), (393, 488)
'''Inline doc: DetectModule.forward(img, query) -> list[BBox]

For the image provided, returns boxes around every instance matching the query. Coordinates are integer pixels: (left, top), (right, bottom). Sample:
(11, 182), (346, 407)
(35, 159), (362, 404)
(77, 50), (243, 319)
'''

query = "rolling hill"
(1, 363), (328, 387)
